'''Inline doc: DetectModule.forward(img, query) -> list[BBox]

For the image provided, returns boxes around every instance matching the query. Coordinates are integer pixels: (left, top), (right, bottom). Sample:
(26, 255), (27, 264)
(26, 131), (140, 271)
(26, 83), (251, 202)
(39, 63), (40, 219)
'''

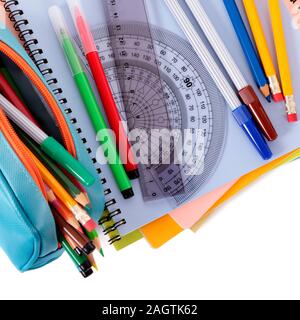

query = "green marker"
(49, 6), (134, 199)
(60, 234), (93, 278)
(0, 92), (95, 187)
(16, 129), (88, 205)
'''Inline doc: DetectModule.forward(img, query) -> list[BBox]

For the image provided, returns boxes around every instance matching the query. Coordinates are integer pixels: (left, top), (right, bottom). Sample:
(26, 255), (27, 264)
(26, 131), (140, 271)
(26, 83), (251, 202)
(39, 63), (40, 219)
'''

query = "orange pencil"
(26, 148), (97, 232)
(46, 185), (83, 233)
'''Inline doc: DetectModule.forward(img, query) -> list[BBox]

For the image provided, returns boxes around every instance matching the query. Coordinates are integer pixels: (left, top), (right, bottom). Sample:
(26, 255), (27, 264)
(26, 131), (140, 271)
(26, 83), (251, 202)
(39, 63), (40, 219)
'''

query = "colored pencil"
(67, 0), (139, 180)
(222, 0), (271, 102)
(0, 61), (64, 143)
(269, 0), (298, 122)
(46, 185), (83, 233)
(53, 208), (95, 255)
(64, 233), (83, 256)
(0, 70), (38, 124)
(18, 129), (90, 208)
(0, 93), (95, 186)
(49, 6), (134, 199)
(164, 0), (272, 160)
(85, 229), (104, 257)
(186, 0), (277, 142)
(26, 147), (97, 232)
(243, 0), (284, 102)
(87, 253), (98, 271)
(0, 63), (24, 99)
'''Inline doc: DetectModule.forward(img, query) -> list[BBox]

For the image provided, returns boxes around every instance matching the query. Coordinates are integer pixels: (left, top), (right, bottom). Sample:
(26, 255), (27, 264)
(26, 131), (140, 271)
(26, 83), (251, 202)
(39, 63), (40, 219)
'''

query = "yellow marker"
(269, 0), (297, 122)
(243, 0), (283, 102)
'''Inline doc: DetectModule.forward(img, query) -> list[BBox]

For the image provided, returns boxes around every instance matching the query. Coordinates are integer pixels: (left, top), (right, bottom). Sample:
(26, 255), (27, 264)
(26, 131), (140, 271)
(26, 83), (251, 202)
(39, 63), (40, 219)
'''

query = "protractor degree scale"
(75, 23), (227, 205)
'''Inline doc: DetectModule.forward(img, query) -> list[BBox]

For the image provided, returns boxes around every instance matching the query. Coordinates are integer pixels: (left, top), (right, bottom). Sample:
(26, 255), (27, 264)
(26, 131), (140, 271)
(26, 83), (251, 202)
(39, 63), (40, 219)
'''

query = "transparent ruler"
(75, 0), (227, 205)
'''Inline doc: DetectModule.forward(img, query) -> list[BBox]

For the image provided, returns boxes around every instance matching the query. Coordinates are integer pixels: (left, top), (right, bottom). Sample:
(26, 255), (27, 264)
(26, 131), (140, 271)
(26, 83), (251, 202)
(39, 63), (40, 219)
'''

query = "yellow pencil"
(269, 0), (297, 122)
(87, 253), (99, 271)
(26, 148), (97, 232)
(243, 0), (283, 102)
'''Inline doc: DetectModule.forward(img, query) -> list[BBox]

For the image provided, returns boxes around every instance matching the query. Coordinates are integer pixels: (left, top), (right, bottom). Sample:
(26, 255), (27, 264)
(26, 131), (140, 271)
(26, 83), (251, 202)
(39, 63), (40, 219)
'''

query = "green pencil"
(85, 229), (104, 257)
(49, 6), (134, 199)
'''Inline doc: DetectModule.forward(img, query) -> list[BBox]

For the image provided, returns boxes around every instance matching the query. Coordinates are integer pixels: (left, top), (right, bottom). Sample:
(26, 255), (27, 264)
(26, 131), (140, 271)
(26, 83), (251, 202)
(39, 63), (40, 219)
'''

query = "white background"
(1, 160), (300, 300)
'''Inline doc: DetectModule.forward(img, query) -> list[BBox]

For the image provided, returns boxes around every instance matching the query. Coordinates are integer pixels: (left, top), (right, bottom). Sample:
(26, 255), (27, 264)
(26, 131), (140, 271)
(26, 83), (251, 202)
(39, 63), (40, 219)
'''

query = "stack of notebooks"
(3, 0), (300, 254)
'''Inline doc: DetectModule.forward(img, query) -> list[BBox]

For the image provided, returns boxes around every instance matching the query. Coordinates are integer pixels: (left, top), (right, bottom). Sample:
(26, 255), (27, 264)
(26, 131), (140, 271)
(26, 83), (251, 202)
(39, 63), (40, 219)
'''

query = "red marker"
(67, 0), (139, 180)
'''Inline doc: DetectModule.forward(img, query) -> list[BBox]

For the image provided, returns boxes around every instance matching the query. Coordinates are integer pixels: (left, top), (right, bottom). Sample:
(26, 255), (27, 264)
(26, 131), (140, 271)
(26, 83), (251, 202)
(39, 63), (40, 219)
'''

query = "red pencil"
(0, 71), (38, 125)
(68, 0), (139, 180)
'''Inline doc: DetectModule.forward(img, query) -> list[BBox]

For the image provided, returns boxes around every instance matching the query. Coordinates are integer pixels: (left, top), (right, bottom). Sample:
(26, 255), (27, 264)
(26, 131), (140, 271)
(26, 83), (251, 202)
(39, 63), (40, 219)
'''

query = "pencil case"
(0, 25), (104, 272)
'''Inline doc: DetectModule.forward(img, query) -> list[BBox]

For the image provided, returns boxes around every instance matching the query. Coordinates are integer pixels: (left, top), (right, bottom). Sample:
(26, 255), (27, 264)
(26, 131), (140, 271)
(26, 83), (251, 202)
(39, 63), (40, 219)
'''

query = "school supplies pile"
(1, 0), (300, 277)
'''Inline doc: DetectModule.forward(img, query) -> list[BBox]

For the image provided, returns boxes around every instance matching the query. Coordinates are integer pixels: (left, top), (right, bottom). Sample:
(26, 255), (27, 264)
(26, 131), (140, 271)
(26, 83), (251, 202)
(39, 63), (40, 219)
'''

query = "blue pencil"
(223, 0), (271, 102)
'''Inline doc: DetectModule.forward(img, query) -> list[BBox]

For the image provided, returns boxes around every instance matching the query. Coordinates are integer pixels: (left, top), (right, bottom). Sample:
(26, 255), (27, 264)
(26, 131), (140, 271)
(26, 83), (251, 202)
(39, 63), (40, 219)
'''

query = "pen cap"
(67, 0), (97, 54)
(41, 137), (95, 187)
(48, 5), (84, 76)
(239, 85), (278, 141)
(233, 104), (272, 160)
(48, 6), (72, 46)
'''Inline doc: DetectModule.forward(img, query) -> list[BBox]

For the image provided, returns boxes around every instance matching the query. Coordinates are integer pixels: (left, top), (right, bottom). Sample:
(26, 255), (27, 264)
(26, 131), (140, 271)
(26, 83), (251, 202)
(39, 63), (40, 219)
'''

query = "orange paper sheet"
(142, 149), (300, 248)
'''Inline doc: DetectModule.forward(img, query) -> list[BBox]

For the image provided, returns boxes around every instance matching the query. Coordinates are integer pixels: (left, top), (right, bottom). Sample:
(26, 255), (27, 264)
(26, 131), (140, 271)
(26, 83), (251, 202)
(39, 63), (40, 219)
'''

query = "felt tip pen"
(49, 6), (134, 199)
(67, 0), (140, 180)
(0, 93), (95, 187)
(185, 0), (277, 142)
(164, 0), (272, 160)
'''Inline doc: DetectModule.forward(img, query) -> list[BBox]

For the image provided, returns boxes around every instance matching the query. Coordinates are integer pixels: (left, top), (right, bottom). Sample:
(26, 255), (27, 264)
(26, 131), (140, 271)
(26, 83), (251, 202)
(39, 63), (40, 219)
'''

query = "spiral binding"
(3, 0), (124, 244)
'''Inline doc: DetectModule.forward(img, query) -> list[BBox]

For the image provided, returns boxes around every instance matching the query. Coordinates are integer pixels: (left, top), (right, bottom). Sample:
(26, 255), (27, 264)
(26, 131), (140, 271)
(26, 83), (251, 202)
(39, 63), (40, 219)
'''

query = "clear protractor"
(75, 23), (227, 205)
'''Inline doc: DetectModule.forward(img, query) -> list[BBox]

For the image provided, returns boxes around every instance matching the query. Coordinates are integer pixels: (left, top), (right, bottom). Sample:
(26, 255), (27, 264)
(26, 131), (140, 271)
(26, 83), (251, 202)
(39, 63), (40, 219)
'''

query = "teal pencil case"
(0, 25), (104, 272)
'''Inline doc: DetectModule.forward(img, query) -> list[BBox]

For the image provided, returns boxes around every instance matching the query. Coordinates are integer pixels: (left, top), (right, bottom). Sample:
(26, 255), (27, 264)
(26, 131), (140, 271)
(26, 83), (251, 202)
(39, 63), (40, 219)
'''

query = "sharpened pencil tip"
(93, 264), (99, 272)
(100, 248), (104, 257)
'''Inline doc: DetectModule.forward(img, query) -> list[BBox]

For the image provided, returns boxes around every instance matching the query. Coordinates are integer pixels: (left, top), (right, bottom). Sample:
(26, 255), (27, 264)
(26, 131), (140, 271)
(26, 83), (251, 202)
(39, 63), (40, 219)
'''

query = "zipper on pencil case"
(0, 113), (63, 250)
(0, 41), (76, 157)
(0, 109), (46, 196)
(0, 41), (90, 196)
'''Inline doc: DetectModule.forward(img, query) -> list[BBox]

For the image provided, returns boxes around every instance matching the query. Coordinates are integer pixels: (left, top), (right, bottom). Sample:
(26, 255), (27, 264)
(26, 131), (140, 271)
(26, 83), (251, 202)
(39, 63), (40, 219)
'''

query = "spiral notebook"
(5, 0), (300, 244)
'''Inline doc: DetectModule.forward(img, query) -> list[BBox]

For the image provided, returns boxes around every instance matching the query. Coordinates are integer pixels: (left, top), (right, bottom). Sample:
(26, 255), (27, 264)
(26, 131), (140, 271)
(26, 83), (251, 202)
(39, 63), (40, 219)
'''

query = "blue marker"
(165, 0), (272, 160)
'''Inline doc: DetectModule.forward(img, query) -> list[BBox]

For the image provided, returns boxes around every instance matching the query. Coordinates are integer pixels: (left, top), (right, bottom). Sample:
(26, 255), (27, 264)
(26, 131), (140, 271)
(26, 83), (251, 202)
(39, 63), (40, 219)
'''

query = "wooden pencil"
(243, 0), (283, 102)
(26, 147), (97, 232)
(269, 0), (298, 122)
